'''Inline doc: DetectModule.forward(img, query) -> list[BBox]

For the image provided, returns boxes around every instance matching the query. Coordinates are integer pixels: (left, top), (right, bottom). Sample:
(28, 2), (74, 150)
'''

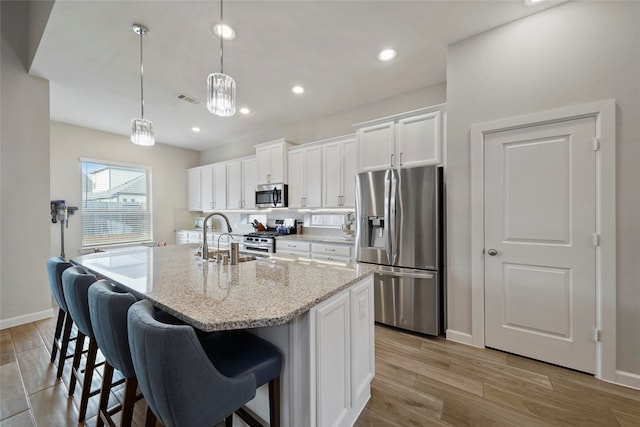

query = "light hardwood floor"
(1, 316), (639, 426)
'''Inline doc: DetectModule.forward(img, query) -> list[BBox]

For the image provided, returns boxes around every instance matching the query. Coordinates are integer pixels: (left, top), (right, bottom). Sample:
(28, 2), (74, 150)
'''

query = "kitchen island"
(73, 244), (376, 427)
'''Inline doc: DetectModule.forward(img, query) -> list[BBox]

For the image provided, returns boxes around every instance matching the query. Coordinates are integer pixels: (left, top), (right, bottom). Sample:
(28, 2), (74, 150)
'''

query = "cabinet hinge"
(594, 329), (601, 342)
(593, 137), (600, 151)
(593, 233), (600, 247)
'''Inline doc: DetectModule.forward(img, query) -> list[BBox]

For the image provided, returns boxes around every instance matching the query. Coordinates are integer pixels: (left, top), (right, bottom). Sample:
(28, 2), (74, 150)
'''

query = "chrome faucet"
(201, 212), (233, 261)
(217, 233), (233, 264)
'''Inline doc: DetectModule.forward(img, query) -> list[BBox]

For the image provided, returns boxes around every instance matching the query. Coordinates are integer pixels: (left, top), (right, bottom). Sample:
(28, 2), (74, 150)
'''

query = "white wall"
(201, 83), (446, 164)
(50, 122), (200, 258)
(446, 1), (640, 374)
(1, 1), (54, 327)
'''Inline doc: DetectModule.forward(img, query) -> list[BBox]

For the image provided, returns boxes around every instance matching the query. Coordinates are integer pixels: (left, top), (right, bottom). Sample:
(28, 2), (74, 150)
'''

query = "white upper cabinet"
(187, 167), (201, 211)
(212, 163), (227, 210)
(356, 105), (445, 172)
(322, 135), (358, 208)
(226, 156), (256, 210)
(226, 160), (243, 210)
(242, 157), (257, 210)
(190, 163), (227, 212)
(255, 139), (296, 184)
(288, 145), (322, 208)
(200, 165), (214, 210)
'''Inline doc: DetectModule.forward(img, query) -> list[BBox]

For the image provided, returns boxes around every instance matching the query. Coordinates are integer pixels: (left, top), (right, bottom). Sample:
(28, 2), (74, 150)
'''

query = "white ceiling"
(30, 0), (558, 152)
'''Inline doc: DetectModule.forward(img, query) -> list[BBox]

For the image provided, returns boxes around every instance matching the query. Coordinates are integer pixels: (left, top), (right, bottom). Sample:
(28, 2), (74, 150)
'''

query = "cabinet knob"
(400, 152), (403, 167)
(390, 153), (394, 168)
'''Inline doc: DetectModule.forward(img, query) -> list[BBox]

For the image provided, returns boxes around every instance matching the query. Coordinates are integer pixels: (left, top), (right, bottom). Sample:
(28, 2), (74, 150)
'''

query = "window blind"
(81, 160), (153, 247)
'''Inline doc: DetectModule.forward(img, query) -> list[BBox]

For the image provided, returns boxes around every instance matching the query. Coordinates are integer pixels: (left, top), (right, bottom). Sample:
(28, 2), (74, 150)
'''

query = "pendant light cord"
(139, 28), (145, 119)
(220, 0), (224, 74)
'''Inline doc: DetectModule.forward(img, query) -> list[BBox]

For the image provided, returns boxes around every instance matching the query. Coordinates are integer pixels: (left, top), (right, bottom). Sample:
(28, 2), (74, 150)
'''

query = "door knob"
(487, 249), (498, 256)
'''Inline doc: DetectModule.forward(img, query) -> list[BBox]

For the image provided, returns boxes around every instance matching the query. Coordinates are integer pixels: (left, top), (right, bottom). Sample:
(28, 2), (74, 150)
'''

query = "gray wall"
(201, 83), (446, 164)
(1, 1), (53, 325)
(50, 122), (201, 258)
(446, 1), (639, 374)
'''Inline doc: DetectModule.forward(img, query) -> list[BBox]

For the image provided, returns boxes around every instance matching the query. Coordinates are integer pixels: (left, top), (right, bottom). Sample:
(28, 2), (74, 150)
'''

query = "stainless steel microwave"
(255, 183), (288, 208)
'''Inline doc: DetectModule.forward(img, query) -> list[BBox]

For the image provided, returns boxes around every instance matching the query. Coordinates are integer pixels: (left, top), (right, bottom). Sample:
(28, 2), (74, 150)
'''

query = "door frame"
(470, 99), (616, 381)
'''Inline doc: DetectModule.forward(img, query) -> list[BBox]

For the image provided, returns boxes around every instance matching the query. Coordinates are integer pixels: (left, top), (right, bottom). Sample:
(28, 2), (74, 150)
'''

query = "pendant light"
(207, 0), (236, 116)
(131, 24), (154, 146)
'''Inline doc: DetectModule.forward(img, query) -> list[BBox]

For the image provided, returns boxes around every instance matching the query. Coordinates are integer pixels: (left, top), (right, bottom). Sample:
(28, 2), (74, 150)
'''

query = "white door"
(396, 111), (441, 167)
(322, 141), (342, 207)
(242, 158), (257, 209)
(200, 165), (213, 210)
(341, 137), (358, 208)
(213, 163), (227, 210)
(484, 116), (597, 373)
(357, 122), (394, 172)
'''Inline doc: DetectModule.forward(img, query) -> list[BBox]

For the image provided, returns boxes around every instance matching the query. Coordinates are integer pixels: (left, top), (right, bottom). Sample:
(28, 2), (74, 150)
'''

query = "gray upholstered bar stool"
(61, 266), (102, 422)
(88, 280), (157, 427)
(46, 256), (75, 379)
(128, 300), (283, 427)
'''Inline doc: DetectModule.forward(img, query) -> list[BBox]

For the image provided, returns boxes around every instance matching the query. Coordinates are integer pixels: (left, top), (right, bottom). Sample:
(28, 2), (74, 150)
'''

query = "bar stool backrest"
(46, 257), (72, 311)
(61, 266), (97, 338)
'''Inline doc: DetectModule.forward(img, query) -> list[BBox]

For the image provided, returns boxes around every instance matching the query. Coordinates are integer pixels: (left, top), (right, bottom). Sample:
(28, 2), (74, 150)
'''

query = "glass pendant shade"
(207, 72), (236, 116)
(131, 118), (154, 146)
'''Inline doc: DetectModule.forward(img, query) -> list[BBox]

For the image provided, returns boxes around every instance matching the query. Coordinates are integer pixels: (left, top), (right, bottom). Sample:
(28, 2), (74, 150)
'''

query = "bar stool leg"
(68, 332), (86, 395)
(144, 406), (158, 427)
(120, 377), (138, 427)
(269, 376), (281, 427)
(56, 312), (74, 379)
(50, 308), (65, 363)
(78, 339), (98, 421)
(96, 362), (114, 427)
(225, 415), (233, 427)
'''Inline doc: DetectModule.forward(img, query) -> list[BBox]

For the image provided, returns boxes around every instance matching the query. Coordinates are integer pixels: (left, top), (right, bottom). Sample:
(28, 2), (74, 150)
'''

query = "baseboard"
(0, 308), (55, 330)
(614, 370), (640, 390)
(446, 329), (474, 346)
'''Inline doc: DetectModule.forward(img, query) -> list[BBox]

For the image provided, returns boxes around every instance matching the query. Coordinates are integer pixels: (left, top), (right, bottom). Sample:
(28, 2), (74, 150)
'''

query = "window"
(81, 160), (152, 247)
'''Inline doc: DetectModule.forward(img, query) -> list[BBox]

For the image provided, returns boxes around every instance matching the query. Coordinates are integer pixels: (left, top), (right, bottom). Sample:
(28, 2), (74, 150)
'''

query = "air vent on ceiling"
(176, 93), (202, 105)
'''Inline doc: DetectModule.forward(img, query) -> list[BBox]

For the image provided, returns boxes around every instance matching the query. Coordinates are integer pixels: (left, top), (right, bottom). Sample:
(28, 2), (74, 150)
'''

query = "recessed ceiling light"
(212, 24), (235, 40)
(378, 49), (397, 62)
(191, 127), (201, 132)
(292, 85), (305, 95)
(239, 107), (251, 115)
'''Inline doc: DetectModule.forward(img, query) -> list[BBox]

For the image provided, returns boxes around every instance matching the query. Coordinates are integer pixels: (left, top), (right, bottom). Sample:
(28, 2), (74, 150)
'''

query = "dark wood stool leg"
(269, 376), (281, 427)
(225, 415), (233, 427)
(78, 338), (98, 421)
(50, 308), (65, 363)
(96, 362), (114, 427)
(120, 377), (138, 427)
(56, 312), (74, 379)
(144, 406), (158, 427)
(68, 331), (86, 394)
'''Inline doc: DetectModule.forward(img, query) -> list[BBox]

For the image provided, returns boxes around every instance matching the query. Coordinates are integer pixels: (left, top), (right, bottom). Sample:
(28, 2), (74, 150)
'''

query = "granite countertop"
(275, 234), (356, 245)
(73, 244), (375, 332)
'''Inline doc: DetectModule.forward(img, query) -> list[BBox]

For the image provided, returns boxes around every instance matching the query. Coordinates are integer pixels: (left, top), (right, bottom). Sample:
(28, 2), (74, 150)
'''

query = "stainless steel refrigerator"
(355, 165), (444, 336)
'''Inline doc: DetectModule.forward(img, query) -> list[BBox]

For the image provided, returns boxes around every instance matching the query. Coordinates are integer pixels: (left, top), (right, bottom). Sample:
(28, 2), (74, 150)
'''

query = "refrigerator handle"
(389, 169), (398, 264)
(384, 169), (393, 265)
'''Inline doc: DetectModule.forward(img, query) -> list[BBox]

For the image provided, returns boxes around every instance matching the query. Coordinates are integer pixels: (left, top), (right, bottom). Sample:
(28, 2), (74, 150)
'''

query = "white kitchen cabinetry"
(357, 105), (445, 172)
(322, 135), (358, 208)
(188, 163), (227, 211)
(187, 168), (202, 211)
(255, 139), (295, 184)
(226, 156), (257, 210)
(289, 145), (322, 208)
(309, 275), (374, 427)
(176, 230), (189, 245)
(311, 243), (352, 264)
(212, 163), (227, 210)
(276, 240), (311, 258)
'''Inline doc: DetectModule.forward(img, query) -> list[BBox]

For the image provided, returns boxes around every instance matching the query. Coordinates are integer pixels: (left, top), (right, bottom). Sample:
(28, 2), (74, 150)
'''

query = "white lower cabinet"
(276, 240), (311, 258)
(310, 275), (374, 427)
(246, 274), (374, 427)
(176, 230), (189, 244)
(311, 243), (352, 264)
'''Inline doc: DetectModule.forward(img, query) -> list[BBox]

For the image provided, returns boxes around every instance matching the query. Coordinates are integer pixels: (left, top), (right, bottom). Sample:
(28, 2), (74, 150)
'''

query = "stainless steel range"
(243, 232), (278, 253)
